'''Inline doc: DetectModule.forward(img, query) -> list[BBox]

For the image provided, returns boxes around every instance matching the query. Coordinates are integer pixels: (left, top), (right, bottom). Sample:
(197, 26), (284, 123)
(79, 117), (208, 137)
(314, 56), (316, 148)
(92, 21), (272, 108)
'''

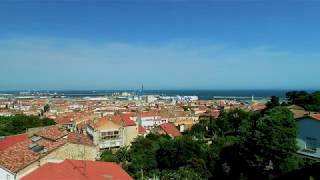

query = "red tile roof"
(112, 115), (136, 126)
(251, 103), (267, 111)
(0, 134), (28, 151)
(139, 111), (160, 117)
(0, 138), (66, 173)
(138, 126), (147, 134)
(54, 117), (73, 125)
(21, 159), (133, 180)
(210, 110), (220, 119)
(159, 123), (181, 137)
(67, 133), (94, 147)
(309, 114), (320, 121)
(35, 126), (69, 141)
(122, 114), (136, 126)
(91, 117), (109, 128)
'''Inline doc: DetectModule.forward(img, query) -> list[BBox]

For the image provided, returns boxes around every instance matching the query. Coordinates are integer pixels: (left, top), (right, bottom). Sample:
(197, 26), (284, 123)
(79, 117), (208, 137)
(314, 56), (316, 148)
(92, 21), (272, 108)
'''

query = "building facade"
(297, 114), (320, 159)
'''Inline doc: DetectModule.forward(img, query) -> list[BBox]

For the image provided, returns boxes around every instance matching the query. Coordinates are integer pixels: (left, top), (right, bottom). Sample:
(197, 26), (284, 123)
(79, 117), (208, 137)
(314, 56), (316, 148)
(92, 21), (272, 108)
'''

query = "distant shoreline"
(2, 89), (316, 100)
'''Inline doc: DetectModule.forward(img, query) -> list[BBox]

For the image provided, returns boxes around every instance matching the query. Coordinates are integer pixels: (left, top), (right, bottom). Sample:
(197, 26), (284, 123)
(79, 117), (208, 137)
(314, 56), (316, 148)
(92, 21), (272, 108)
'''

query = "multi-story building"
(86, 115), (138, 149)
(136, 111), (167, 131)
(87, 117), (123, 149)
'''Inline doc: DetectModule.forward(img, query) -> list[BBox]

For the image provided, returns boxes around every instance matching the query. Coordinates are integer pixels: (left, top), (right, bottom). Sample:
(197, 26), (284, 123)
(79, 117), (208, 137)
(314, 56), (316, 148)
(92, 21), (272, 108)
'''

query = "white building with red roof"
(137, 111), (167, 131)
(86, 114), (138, 149)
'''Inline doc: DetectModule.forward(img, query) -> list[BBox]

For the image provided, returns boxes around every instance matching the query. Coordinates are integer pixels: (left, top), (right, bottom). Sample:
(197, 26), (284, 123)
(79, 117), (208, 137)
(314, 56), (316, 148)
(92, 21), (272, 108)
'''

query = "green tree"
(187, 117), (218, 139)
(0, 115), (56, 136)
(212, 107), (299, 179)
(105, 104), (305, 179)
(266, 96), (280, 110)
(243, 107), (298, 177)
(126, 134), (170, 179)
(286, 91), (308, 105)
(115, 146), (130, 164)
(278, 156), (305, 174)
(161, 167), (202, 180)
(156, 136), (211, 178)
(100, 149), (117, 162)
(43, 104), (50, 112)
(286, 91), (320, 112)
(216, 109), (251, 136)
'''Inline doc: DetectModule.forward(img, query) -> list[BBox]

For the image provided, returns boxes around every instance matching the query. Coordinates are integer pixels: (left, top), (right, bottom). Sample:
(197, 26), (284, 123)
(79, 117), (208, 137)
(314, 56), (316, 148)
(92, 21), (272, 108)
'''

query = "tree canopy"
(0, 114), (56, 136)
(286, 91), (320, 112)
(266, 96), (280, 110)
(100, 106), (306, 179)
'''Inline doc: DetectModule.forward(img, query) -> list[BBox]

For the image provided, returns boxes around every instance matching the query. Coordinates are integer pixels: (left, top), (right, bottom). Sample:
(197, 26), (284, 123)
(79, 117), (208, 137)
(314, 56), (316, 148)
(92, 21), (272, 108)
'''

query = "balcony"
(297, 138), (320, 159)
(98, 138), (122, 149)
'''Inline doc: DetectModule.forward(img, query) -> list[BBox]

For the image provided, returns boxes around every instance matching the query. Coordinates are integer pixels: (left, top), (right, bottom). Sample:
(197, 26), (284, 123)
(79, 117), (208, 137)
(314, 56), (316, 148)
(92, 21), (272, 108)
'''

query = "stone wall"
(43, 143), (98, 161)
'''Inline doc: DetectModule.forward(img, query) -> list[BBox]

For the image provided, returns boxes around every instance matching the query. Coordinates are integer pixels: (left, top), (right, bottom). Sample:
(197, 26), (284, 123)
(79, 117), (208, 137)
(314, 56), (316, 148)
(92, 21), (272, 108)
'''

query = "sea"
(0, 90), (301, 101)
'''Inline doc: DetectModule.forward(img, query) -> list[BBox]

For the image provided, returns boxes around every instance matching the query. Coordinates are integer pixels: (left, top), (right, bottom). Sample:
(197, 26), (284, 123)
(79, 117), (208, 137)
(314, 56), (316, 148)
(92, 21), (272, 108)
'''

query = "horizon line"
(0, 89), (318, 92)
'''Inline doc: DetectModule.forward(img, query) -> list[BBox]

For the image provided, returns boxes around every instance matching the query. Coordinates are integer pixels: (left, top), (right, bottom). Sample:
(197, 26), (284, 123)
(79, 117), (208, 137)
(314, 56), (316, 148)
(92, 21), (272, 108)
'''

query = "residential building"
(86, 114), (138, 149)
(288, 105), (309, 119)
(137, 111), (167, 131)
(0, 126), (97, 180)
(296, 114), (320, 159)
(111, 114), (138, 147)
(86, 117), (123, 149)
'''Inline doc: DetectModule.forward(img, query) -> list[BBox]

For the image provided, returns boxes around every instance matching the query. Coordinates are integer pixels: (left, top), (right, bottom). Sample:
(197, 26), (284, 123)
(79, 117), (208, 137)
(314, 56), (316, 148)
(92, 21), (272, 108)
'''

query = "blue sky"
(0, 1), (320, 90)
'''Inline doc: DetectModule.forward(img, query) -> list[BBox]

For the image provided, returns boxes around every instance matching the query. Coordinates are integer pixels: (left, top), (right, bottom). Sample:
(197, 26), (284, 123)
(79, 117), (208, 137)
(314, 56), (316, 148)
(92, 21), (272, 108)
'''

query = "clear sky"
(0, 0), (320, 90)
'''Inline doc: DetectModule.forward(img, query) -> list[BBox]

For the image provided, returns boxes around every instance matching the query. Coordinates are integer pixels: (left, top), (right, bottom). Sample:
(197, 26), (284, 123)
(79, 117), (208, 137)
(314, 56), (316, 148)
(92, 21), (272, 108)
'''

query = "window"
(101, 132), (107, 137)
(306, 137), (317, 152)
(101, 130), (120, 140)
(6, 174), (10, 180)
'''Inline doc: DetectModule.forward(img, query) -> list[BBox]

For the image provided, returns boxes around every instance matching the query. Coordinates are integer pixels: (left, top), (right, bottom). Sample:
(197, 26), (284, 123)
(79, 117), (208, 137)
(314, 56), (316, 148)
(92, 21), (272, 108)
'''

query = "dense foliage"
(286, 91), (320, 112)
(0, 114), (56, 136)
(266, 96), (281, 110)
(101, 105), (305, 179)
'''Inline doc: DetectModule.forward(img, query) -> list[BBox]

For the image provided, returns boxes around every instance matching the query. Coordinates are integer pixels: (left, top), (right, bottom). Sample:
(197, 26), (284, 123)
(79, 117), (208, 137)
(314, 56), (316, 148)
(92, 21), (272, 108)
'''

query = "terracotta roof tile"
(21, 159), (133, 180)
(138, 126), (147, 134)
(54, 117), (73, 125)
(250, 103), (266, 111)
(0, 138), (66, 173)
(35, 126), (69, 141)
(139, 111), (160, 117)
(112, 115), (136, 126)
(90, 117), (121, 130)
(0, 134), (28, 151)
(309, 114), (320, 121)
(67, 133), (94, 147)
(91, 117), (109, 128)
(159, 123), (181, 137)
